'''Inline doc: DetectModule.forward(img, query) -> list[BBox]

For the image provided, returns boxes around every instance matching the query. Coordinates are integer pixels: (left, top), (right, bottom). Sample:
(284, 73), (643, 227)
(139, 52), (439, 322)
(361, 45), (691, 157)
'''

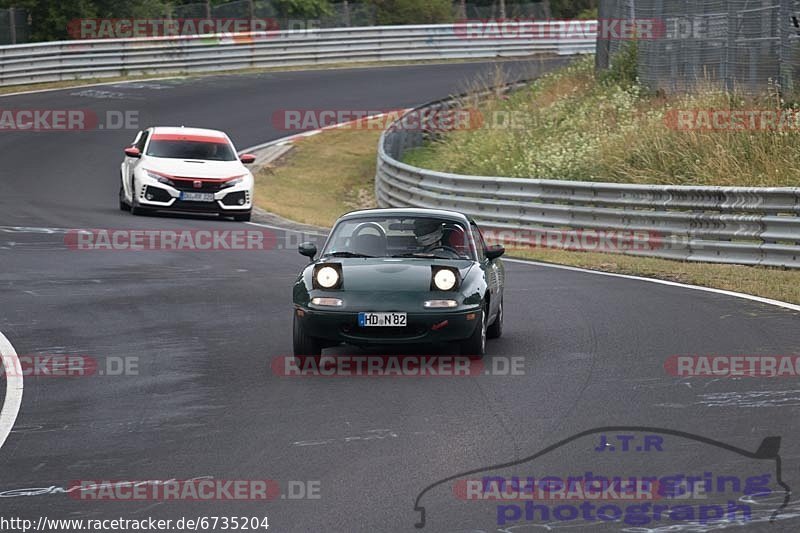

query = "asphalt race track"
(1, 60), (799, 532)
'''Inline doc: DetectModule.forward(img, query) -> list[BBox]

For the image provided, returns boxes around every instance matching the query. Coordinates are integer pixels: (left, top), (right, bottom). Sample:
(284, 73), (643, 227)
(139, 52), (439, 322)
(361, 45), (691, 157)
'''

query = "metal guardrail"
(0, 23), (596, 86)
(376, 89), (800, 269)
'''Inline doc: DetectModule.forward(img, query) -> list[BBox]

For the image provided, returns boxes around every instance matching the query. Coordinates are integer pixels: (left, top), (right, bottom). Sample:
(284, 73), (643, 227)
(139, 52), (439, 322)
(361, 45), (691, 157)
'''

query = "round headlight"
(433, 269), (457, 291)
(316, 266), (340, 289)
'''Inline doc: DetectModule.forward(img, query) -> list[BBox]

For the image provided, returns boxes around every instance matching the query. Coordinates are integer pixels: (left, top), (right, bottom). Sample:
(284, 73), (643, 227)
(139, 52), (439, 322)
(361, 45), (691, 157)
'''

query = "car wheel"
(130, 194), (150, 216)
(461, 302), (487, 357)
(487, 297), (503, 339)
(233, 212), (251, 222)
(118, 184), (130, 211)
(293, 314), (321, 358)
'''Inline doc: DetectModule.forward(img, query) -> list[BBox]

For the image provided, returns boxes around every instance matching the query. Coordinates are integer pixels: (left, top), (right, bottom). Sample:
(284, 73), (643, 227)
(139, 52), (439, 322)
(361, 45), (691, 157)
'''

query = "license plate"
(180, 192), (215, 202)
(358, 312), (407, 327)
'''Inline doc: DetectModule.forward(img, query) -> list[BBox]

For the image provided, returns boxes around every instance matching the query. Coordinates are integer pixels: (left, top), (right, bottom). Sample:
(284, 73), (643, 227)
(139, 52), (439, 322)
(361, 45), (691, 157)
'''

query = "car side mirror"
(298, 242), (317, 260)
(240, 154), (256, 164)
(124, 147), (141, 158)
(486, 245), (505, 261)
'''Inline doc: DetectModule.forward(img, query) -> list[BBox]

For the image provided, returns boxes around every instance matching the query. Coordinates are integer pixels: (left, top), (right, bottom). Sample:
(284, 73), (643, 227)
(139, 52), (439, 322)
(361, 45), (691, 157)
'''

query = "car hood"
(142, 157), (248, 179)
(329, 258), (475, 292)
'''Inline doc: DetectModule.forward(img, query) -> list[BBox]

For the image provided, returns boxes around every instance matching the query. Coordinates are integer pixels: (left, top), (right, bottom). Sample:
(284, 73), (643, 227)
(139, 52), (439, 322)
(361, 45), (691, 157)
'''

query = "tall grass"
(404, 56), (800, 187)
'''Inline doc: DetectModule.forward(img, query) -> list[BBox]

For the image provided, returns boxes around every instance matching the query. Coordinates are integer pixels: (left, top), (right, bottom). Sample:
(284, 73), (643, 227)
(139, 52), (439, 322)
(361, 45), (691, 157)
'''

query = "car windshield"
(145, 139), (238, 161)
(321, 216), (475, 260)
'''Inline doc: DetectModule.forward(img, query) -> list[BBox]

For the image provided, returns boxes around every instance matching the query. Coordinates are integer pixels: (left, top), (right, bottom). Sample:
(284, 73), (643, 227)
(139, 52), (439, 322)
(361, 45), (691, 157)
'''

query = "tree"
(271, 0), (333, 18)
(368, 0), (453, 25)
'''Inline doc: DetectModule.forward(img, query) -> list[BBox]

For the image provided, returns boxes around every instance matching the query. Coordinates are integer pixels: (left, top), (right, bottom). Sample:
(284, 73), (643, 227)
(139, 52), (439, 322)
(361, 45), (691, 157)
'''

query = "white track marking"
(0, 77), (181, 98)
(0, 331), (23, 451)
(504, 258), (800, 313)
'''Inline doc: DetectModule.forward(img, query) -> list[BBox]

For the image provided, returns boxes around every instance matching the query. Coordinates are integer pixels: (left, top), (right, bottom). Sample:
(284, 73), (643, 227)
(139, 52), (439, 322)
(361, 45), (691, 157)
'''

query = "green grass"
(403, 55), (800, 187)
(253, 125), (381, 227)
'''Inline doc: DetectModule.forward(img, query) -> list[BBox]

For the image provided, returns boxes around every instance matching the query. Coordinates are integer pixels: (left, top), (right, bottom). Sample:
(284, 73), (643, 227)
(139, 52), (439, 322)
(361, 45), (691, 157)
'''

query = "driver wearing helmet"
(413, 219), (445, 251)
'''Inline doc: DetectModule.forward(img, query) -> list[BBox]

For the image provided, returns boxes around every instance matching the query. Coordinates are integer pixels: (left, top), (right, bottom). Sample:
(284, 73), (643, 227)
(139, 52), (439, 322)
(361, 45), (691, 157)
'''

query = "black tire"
(461, 302), (487, 357)
(487, 297), (503, 339)
(118, 185), (130, 211)
(293, 314), (321, 357)
(130, 195), (150, 216)
(233, 211), (251, 222)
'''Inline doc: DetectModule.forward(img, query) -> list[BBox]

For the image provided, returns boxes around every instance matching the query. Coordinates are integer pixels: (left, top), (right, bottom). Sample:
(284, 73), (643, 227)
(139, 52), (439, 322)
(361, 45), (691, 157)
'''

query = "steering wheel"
(426, 245), (462, 257)
(352, 222), (387, 239)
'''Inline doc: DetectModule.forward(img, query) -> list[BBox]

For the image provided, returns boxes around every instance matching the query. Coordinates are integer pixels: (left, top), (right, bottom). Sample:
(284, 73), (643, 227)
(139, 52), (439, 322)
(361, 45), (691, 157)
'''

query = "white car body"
(119, 126), (256, 221)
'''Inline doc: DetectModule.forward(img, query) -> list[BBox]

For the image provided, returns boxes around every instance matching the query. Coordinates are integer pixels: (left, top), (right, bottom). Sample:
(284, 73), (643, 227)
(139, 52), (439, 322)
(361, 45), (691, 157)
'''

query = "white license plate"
(358, 312), (407, 327)
(180, 192), (215, 202)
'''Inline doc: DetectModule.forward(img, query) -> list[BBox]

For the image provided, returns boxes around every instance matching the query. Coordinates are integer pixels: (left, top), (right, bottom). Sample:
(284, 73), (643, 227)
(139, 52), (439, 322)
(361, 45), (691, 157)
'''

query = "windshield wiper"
(324, 251), (374, 258)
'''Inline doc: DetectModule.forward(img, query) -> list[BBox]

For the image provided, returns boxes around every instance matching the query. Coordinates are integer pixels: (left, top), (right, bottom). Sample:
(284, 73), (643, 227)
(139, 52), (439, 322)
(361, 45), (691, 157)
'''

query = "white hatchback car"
(119, 127), (256, 221)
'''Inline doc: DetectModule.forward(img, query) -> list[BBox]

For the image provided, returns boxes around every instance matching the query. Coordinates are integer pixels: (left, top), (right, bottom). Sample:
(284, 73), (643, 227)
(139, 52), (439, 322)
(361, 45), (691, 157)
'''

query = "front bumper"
(295, 306), (481, 345)
(136, 182), (252, 213)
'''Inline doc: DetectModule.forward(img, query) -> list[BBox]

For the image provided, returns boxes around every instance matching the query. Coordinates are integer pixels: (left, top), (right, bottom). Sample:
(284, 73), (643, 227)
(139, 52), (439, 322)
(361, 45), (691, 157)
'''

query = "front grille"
(169, 179), (226, 193)
(170, 200), (221, 212)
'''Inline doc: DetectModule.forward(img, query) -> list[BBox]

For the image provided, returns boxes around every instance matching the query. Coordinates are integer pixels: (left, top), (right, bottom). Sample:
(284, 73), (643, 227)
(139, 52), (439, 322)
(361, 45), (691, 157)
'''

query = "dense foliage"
(1, 0), (598, 42)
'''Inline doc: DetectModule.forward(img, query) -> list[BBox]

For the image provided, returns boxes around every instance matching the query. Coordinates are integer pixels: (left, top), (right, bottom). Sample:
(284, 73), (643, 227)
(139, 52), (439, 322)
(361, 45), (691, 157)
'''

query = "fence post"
(596, 0), (611, 71)
(499, 0), (506, 19)
(779, 0), (792, 96)
(343, 0), (351, 27)
(9, 7), (16, 45)
(205, 1), (211, 20)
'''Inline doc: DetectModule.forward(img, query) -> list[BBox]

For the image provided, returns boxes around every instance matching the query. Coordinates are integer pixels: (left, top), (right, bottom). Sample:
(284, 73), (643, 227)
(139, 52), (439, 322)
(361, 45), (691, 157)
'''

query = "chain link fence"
(598, 0), (800, 95)
(0, 8), (28, 45)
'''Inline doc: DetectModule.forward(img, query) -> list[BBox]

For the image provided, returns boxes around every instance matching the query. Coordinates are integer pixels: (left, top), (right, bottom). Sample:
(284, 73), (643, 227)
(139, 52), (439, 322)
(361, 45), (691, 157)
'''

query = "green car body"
(292, 208), (505, 357)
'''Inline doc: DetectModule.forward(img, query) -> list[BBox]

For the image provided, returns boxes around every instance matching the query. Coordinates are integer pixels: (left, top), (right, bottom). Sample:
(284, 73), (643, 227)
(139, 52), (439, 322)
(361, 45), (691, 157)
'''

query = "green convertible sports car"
(292, 208), (505, 357)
